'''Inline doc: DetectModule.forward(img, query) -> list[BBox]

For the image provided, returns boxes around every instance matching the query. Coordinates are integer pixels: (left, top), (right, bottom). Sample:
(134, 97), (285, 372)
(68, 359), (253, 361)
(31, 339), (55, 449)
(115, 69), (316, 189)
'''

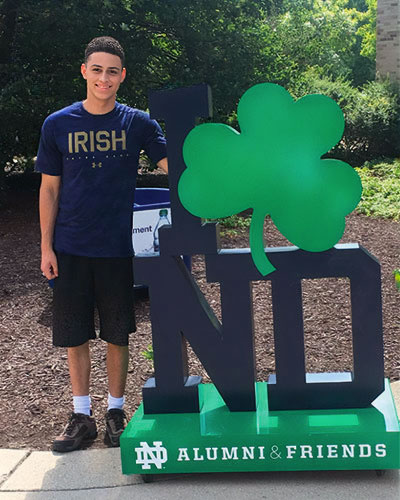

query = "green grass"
(141, 344), (154, 362)
(355, 159), (400, 220)
(394, 269), (400, 291)
(206, 214), (251, 237)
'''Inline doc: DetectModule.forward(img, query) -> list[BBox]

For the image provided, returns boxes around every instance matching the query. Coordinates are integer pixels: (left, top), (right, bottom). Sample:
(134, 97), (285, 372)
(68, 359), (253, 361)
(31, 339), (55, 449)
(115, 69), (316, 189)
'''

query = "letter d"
(359, 444), (371, 458)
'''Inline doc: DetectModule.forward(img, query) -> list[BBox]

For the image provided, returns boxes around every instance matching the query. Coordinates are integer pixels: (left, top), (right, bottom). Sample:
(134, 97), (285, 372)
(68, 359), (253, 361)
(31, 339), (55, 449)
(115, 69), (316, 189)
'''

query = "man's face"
(81, 52), (126, 103)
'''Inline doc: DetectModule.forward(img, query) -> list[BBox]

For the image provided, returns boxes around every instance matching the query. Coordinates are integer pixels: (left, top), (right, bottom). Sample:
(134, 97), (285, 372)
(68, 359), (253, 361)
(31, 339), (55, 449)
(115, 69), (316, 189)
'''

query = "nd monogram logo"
(135, 441), (168, 470)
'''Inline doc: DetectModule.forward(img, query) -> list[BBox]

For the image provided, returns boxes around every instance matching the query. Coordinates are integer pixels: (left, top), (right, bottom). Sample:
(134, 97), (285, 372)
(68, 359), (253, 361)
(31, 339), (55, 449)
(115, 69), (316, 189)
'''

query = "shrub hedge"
(290, 71), (400, 165)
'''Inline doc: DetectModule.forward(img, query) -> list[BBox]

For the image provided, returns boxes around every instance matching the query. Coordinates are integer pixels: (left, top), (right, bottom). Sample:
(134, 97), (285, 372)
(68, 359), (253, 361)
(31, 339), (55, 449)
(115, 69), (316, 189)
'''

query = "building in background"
(377, 0), (400, 82)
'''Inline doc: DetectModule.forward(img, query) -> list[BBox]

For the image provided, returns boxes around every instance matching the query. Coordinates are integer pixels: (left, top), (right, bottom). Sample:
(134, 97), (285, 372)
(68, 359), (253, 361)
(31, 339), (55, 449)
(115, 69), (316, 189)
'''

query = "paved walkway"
(1, 382), (400, 500)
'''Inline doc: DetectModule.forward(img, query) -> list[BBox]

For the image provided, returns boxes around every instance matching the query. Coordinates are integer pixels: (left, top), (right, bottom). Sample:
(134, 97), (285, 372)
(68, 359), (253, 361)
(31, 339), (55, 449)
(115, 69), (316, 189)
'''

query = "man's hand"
(157, 157), (168, 173)
(39, 173), (61, 280)
(41, 248), (59, 279)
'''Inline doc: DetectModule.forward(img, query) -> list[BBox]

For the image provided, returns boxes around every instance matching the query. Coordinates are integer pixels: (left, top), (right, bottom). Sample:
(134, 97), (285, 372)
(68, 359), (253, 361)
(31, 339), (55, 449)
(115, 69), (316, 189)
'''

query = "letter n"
(135, 255), (256, 414)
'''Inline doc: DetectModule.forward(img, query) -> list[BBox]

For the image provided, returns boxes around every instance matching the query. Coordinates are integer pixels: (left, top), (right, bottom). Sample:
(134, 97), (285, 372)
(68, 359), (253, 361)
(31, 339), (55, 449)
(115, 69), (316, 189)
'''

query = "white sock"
(108, 393), (125, 411)
(73, 395), (91, 416)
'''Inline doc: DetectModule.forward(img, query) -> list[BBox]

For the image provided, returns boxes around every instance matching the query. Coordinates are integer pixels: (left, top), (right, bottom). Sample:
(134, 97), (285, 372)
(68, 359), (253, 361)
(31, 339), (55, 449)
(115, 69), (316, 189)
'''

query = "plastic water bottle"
(153, 209), (170, 252)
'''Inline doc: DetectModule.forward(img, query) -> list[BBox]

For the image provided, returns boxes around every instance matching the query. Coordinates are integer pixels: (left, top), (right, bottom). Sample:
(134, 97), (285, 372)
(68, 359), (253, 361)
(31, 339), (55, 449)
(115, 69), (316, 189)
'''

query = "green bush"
(290, 71), (400, 165)
(355, 159), (400, 220)
(344, 81), (400, 164)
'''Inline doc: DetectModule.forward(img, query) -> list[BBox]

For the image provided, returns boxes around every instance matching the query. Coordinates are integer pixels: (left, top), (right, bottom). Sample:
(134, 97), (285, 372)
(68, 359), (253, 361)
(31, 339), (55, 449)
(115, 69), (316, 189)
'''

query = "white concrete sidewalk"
(1, 382), (400, 500)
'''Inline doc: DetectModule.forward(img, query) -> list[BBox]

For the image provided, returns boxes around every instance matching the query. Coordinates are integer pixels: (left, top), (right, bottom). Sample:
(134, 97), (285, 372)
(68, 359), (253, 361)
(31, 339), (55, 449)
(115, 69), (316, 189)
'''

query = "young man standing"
(36, 36), (168, 452)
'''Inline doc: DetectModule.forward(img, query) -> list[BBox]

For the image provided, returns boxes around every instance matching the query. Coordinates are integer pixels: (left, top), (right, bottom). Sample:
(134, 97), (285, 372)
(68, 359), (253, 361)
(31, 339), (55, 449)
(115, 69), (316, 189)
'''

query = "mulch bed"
(0, 177), (399, 451)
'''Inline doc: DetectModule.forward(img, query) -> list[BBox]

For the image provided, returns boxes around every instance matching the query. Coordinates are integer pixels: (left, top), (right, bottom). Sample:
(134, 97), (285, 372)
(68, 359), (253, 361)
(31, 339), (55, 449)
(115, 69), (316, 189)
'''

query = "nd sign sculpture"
(120, 83), (400, 478)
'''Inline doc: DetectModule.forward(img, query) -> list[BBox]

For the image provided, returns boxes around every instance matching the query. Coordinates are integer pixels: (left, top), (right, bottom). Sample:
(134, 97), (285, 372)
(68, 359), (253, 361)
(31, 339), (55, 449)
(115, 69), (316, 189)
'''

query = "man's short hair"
(84, 36), (125, 66)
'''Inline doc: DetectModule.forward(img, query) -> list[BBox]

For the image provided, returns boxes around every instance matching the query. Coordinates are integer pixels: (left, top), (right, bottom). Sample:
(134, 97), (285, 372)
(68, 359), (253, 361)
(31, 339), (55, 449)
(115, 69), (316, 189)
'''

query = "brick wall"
(376, 0), (400, 82)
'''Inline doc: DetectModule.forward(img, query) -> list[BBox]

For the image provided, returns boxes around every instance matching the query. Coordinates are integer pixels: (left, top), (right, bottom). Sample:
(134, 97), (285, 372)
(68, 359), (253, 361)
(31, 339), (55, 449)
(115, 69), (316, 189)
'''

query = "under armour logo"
(92, 161), (102, 168)
(135, 441), (168, 470)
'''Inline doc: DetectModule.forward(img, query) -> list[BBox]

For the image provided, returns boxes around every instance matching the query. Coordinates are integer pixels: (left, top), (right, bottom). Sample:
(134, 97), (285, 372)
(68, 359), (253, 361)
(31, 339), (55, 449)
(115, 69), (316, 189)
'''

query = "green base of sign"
(120, 379), (400, 475)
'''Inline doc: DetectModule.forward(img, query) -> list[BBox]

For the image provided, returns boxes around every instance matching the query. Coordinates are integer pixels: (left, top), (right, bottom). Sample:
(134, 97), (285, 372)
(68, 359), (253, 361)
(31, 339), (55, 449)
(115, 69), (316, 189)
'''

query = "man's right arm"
(39, 173), (61, 279)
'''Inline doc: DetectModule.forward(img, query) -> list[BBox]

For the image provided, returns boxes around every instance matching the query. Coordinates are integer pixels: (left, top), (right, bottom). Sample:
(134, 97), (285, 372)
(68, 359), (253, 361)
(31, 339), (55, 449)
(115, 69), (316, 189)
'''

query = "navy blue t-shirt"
(35, 102), (167, 257)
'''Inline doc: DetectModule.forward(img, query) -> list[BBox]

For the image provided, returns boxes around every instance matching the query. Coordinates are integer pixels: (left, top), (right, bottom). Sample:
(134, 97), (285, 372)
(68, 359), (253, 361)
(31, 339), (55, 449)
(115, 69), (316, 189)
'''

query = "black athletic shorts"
(53, 253), (136, 347)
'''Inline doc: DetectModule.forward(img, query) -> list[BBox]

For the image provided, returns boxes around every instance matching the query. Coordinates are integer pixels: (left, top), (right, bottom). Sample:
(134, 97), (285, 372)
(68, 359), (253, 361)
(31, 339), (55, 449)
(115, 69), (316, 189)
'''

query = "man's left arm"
(157, 157), (168, 173)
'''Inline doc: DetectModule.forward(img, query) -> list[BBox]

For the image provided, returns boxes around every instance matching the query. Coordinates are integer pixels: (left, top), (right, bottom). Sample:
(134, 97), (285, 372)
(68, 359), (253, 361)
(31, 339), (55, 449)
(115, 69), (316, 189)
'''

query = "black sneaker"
(52, 412), (97, 453)
(104, 409), (127, 447)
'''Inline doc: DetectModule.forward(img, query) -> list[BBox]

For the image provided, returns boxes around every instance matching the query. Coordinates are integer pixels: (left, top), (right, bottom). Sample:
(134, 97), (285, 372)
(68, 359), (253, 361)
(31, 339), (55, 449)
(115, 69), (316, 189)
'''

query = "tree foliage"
(290, 70), (400, 164)
(356, 0), (377, 61)
(274, 0), (375, 84)
(276, 0), (359, 78)
(0, 0), (287, 174)
(0, 0), (397, 185)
